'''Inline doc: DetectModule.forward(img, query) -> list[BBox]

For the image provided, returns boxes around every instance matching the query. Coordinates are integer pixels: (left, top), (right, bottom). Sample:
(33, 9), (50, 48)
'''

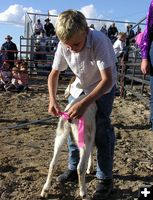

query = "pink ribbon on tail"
(59, 112), (85, 148)
(77, 117), (85, 148)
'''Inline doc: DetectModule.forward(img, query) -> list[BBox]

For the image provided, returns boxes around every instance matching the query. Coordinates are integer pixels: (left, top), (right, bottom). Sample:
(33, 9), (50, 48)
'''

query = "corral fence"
(22, 12), (146, 75)
(117, 16), (151, 107)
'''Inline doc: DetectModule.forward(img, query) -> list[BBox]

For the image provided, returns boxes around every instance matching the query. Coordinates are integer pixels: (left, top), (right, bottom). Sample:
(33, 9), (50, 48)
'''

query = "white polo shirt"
(113, 38), (126, 57)
(52, 29), (117, 94)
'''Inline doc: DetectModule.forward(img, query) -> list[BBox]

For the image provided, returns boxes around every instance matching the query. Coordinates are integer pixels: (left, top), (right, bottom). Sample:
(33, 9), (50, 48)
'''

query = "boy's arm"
(48, 69), (61, 116)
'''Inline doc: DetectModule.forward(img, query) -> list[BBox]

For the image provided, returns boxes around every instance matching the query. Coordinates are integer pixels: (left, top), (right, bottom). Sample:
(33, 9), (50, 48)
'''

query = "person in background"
(44, 18), (55, 37)
(17, 62), (29, 91)
(89, 24), (95, 30)
(108, 22), (118, 43)
(1, 35), (18, 69)
(126, 24), (135, 46)
(33, 19), (43, 35)
(113, 32), (127, 65)
(140, 0), (153, 131)
(100, 24), (108, 36)
(4, 67), (19, 91)
(47, 9), (117, 200)
(36, 30), (47, 62)
(0, 61), (12, 90)
(136, 25), (142, 35)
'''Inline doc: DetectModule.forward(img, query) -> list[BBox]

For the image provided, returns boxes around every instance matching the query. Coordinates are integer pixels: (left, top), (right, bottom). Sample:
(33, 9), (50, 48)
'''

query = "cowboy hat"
(5, 35), (13, 39)
(45, 18), (50, 22)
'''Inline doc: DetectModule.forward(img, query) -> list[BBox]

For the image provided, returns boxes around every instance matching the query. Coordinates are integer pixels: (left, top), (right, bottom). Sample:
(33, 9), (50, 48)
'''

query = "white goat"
(41, 95), (97, 200)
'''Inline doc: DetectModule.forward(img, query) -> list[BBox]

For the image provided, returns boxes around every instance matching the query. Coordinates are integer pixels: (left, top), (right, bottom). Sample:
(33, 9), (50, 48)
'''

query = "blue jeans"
(67, 87), (116, 180)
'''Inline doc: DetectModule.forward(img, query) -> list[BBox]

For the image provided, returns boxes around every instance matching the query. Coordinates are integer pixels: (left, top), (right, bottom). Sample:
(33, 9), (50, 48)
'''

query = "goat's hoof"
(86, 170), (91, 174)
(82, 196), (91, 200)
(81, 194), (90, 200)
(40, 189), (49, 198)
(86, 168), (94, 175)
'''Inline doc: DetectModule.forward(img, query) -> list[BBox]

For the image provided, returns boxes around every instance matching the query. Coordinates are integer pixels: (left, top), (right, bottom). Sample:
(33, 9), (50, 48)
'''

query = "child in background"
(17, 62), (29, 91)
(5, 67), (19, 91)
(0, 61), (12, 90)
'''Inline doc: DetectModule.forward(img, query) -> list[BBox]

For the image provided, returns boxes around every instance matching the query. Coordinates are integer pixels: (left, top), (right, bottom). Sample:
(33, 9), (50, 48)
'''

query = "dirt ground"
(0, 75), (153, 200)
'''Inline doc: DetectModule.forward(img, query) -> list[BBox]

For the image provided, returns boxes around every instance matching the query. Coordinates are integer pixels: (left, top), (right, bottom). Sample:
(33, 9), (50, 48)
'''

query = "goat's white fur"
(41, 95), (97, 200)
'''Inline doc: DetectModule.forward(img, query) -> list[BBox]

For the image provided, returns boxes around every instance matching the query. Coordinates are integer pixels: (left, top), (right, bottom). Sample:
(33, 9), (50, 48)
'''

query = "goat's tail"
(56, 116), (71, 137)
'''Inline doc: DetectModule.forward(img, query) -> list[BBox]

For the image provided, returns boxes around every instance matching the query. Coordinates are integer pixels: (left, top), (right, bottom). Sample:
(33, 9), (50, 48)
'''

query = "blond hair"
(117, 32), (126, 39)
(55, 10), (87, 42)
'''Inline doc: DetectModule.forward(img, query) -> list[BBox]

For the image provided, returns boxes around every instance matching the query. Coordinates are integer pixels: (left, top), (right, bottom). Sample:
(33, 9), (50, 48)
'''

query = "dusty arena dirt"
(0, 75), (153, 200)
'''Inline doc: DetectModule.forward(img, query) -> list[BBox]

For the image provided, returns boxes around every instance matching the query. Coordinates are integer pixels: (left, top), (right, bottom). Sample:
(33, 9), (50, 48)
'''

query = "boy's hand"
(68, 101), (87, 119)
(48, 101), (61, 117)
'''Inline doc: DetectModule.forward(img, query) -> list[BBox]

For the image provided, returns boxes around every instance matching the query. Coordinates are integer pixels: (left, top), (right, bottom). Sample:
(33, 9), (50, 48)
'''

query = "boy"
(48, 10), (117, 200)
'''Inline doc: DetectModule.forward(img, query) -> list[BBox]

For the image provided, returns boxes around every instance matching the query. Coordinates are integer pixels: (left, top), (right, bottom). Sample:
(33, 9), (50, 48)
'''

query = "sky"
(0, 0), (151, 50)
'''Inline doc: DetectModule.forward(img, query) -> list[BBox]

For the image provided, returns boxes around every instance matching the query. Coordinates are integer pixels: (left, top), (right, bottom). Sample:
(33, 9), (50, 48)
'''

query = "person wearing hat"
(1, 35), (18, 68)
(108, 22), (118, 44)
(44, 18), (55, 37)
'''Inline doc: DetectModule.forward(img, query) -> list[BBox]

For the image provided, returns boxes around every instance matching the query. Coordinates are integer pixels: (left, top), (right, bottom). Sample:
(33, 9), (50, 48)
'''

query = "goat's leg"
(77, 144), (93, 200)
(86, 151), (94, 174)
(41, 133), (67, 198)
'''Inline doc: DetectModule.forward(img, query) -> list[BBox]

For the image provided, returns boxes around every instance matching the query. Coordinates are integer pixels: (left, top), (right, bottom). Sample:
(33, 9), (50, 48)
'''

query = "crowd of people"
(0, 35), (29, 92)
(32, 18), (59, 68)
(0, 59), (28, 92)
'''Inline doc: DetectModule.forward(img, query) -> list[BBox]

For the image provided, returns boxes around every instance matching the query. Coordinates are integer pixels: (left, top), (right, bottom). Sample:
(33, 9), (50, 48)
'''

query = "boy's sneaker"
(93, 179), (113, 200)
(56, 169), (78, 182)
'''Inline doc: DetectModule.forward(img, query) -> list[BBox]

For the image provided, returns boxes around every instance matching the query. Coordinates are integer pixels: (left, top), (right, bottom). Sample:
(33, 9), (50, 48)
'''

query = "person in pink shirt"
(17, 64), (28, 91)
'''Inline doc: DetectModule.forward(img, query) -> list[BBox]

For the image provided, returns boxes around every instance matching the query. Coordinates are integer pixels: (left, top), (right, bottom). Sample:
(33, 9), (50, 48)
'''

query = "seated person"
(17, 64), (29, 91)
(0, 61), (12, 90)
(5, 67), (19, 91)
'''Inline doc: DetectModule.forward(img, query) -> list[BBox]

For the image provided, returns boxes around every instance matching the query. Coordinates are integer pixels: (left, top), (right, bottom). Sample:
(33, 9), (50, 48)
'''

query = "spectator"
(89, 24), (95, 30)
(5, 67), (19, 91)
(136, 25), (142, 35)
(108, 22), (118, 43)
(34, 30), (47, 67)
(0, 61), (12, 90)
(0, 52), (7, 69)
(44, 18), (55, 37)
(126, 24), (135, 44)
(140, 0), (153, 131)
(17, 64), (29, 91)
(33, 19), (43, 35)
(1, 35), (18, 69)
(48, 9), (117, 200)
(113, 32), (127, 64)
(100, 24), (108, 36)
